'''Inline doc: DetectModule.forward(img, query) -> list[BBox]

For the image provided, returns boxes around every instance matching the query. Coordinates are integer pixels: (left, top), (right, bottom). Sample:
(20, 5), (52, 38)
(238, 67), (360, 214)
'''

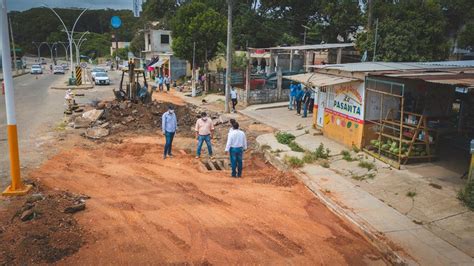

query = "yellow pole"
(2, 0), (31, 196)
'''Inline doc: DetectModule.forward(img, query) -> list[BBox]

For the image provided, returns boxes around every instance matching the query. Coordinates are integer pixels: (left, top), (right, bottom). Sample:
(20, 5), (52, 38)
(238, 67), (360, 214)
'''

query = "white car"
(94, 72), (110, 85)
(53, 65), (65, 74)
(91, 68), (106, 80)
(30, 64), (43, 74)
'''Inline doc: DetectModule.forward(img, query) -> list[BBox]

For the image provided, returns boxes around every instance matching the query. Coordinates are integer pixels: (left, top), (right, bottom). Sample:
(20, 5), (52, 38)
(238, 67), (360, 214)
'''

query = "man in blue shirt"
(158, 75), (164, 92)
(295, 84), (304, 115)
(162, 105), (177, 159)
(289, 82), (297, 110)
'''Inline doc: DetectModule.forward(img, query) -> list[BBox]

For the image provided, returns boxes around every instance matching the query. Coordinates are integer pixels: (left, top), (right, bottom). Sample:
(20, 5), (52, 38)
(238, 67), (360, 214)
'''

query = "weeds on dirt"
(288, 141), (304, 152)
(341, 150), (356, 162)
(352, 145), (361, 153)
(358, 161), (375, 171)
(321, 161), (330, 168)
(350, 171), (376, 181)
(285, 155), (304, 168)
(458, 179), (474, 210)
(406, 191), (417, 198)
(275, 132), (296, 145)
(55, 121), (67, 131)
(304, 129), (310, 134)
(296, 124), (304, 130)
(260, 144), (271, 150)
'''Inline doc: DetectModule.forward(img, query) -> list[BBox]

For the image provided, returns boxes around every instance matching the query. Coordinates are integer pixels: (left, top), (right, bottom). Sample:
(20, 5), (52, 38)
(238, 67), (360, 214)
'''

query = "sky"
(7, 0), (134, 11)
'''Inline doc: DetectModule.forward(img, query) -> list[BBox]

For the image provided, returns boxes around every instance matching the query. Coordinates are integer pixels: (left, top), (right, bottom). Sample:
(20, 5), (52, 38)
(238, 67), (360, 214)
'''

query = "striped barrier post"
(75, 66), (82, 85)
(1, 0), (32, 196)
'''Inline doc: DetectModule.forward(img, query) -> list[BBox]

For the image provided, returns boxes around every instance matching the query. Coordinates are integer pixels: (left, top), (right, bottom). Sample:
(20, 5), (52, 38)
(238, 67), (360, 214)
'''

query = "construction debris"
(64, 203), (86, 214)
(85, 127), (110, 139)
(82, 109), (104, 123)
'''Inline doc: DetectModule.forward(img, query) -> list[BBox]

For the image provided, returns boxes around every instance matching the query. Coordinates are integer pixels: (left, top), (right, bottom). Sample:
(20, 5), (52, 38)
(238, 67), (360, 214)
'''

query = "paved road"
(0, 66), (118, 188)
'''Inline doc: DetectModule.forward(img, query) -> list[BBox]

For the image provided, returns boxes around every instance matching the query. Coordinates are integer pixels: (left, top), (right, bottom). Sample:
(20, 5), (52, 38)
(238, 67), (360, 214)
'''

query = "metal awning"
(380, 71), (474, 88)
(285, 73), (361, 87)
(150, 58), (169, 68)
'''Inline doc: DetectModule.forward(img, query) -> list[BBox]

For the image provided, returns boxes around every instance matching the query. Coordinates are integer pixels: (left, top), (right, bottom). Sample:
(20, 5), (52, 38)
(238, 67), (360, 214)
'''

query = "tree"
(170, 2), (226, 67)
(356, 0), (449, 62)
(80, 32), (111, 58)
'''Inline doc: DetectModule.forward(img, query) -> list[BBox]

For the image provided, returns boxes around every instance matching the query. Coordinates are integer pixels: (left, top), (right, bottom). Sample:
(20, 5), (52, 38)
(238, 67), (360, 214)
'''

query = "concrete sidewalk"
(244, 104), (474, 265)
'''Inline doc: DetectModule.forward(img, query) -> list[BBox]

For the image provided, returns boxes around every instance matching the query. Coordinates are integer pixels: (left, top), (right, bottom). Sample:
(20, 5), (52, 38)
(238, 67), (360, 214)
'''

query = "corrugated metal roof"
(381, 71), (474, 88)
(307, 60), (474, 72)
(267, 43), (354, 51)
(285, 73), (361, 87)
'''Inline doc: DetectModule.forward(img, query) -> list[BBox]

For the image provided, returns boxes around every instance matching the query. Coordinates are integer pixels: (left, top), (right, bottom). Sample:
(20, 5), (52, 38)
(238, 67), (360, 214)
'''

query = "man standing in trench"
(162, 105), (177, 159)
(195, 112), (214, 159)
(225, 122), (247, 178)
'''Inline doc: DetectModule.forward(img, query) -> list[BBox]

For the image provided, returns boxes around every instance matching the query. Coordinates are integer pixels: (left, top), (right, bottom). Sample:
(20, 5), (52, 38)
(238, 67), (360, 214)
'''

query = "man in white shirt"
(230, 87), (238, 113)
(225, 122), (247, 178)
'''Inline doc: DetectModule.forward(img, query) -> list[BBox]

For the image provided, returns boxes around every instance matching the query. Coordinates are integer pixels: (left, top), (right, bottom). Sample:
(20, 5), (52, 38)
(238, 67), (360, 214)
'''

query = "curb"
(0, 71), (30, 81)
(258, 143), (408, 265)
(50, 85), (94, 90)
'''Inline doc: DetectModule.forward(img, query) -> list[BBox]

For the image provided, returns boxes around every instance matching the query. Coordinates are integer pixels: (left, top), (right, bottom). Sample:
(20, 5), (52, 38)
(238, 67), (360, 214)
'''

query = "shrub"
(285, 156), (304, 168)
(358, 161), (375, 171)
(288, 141), (304, 152)
(341, 150), (356, 162)
(315, 143), (330, 159)
(275, 132), (295, 145)
(458, 180), (474, 210)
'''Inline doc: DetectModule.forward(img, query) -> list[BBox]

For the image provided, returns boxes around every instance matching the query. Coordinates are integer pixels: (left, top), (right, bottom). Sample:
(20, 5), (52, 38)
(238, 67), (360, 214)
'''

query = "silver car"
(91, 68), (106, 80)
(94, 72), (110, 85)
(53, 65), (65, 74)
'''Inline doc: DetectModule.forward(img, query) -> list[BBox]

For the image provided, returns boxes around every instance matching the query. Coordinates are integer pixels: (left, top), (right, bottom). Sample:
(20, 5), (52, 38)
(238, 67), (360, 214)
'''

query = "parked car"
(53, 65), (65, 74)
(91, 68), (106, 80)
(94, 72), (110, 85)
(40, 58), (47, 65)
(61, 63), (69, 70)
(30, 64), (43, 74)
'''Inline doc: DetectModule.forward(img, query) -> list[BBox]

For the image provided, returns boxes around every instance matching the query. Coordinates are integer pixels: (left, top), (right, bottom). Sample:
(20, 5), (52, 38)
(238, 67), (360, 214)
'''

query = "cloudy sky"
(7, 0), (134, 11)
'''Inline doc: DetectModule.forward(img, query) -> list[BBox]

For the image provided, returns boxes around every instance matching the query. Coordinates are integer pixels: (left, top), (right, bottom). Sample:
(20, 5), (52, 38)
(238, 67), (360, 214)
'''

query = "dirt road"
(1, 92), (387, 265)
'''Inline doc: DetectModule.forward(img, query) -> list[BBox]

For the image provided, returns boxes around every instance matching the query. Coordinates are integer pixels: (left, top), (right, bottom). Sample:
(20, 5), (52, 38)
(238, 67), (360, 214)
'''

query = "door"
(317, 87), (327, 127)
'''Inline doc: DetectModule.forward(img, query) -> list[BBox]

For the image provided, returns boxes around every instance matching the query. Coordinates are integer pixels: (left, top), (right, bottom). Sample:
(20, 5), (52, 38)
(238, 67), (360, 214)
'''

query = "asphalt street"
(0, 63), (118, 188)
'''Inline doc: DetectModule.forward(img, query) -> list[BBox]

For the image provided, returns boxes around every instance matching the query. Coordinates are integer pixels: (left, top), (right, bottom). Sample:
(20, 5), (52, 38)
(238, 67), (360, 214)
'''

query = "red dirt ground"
(25, 135), (387, 265)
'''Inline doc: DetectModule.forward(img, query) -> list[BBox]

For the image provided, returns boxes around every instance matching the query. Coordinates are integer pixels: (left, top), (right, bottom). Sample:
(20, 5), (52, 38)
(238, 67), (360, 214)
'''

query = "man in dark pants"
(230, 87), (238, 113)
(302, 87), (312, 118)
(225, 122), (247, 178)
(295, 84), (304, 115)
(162, 105), (177, 159)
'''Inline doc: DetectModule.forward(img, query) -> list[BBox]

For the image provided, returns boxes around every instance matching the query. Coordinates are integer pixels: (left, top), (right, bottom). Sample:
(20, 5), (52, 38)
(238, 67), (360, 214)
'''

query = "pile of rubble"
(67, 100), (226, 139)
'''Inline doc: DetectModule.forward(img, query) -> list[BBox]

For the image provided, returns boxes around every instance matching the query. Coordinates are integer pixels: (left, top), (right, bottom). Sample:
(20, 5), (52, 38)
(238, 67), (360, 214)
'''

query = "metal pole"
(115, 32), (119, 70)
(1, 0), (31, 196)
(373, 18), (379, 62)
(8, 15), (17, 73)
(225, 0), (233, 113)
(192, 41), (196, 97)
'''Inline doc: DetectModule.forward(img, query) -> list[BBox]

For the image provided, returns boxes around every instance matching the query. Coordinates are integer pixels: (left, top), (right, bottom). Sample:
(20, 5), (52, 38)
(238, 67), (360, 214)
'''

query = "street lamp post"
(32, 41), (48, 62)
(57, 41), (70, 61)
(44, 5), (88, 78)
(74, 31), (89, 64)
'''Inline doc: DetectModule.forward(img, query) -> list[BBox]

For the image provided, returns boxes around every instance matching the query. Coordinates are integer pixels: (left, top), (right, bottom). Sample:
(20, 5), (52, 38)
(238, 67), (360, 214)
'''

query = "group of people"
(152, 74), (171, 92)
(289, 82), (315, 118)
(161, 106), (247, 178)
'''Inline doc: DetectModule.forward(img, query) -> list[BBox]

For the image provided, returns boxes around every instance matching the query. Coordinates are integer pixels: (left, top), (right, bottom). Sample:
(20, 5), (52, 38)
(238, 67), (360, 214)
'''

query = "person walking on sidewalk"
(309, 87), (315, 114)
(195, 112), (214, 159)
(295, 84), (304, 115)
(302, 87), (312, 118)
(225, 122), (247, 178)
(162, 105), (177, 159)
(289, 82), (297, 110)
(164, 75), (171, 92)
(230, 87), (238, 113)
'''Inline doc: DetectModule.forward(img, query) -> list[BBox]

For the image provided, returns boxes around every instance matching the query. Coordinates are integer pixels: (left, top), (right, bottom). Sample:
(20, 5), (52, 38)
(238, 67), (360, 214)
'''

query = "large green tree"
(356, 0), (450, 62)
(170, 1), (226, 67)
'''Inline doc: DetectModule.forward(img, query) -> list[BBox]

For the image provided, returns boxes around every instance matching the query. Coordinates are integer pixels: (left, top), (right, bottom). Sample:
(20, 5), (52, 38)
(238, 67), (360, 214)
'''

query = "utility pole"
(191, 41), (196, 97)
(8, 15), (17, 74)
(225, 0), (234, 113)
(367, 0), (374, 31)
(372, 18), (379, 62)
(1, 0), (32, 196)
(302, 25), (310, 46)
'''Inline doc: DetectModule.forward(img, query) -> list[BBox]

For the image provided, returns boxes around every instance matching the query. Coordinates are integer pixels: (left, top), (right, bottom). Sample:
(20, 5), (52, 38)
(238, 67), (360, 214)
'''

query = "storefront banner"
(331, 82), (364, 121)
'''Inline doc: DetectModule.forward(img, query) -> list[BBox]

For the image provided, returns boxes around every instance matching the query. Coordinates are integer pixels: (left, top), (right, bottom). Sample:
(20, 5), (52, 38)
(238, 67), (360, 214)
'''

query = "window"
(161, 34), (170, 44)
(147, 34), (151, 45)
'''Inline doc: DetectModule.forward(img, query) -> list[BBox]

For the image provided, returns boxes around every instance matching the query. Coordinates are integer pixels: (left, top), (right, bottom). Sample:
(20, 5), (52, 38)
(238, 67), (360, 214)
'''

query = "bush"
(302, 152), (317, 164)
(358, 161), (375, 171)
(285, 156), (304, 168)
(275, 132), (296, 145)
(288, 141), (304, 152)
(459, 180), (474, 210)
(315, 143), (330, 159)
(341, 150), (356, 162)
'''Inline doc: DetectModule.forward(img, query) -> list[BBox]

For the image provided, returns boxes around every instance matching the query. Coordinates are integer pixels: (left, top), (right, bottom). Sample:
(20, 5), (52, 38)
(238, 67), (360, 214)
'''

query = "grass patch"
(55, 121), (67, 131)
(314, 143), (330, 159)
(458, 180), (474, 210)
(406, 191), (417, 198)
(358, 161), (375, 171)
(341, 150), (356, 162)
(288, 141), (304, 152)
(275, 132), (295, 145)
(350, 171), (376, 181)
(285, 155), (304, 168)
